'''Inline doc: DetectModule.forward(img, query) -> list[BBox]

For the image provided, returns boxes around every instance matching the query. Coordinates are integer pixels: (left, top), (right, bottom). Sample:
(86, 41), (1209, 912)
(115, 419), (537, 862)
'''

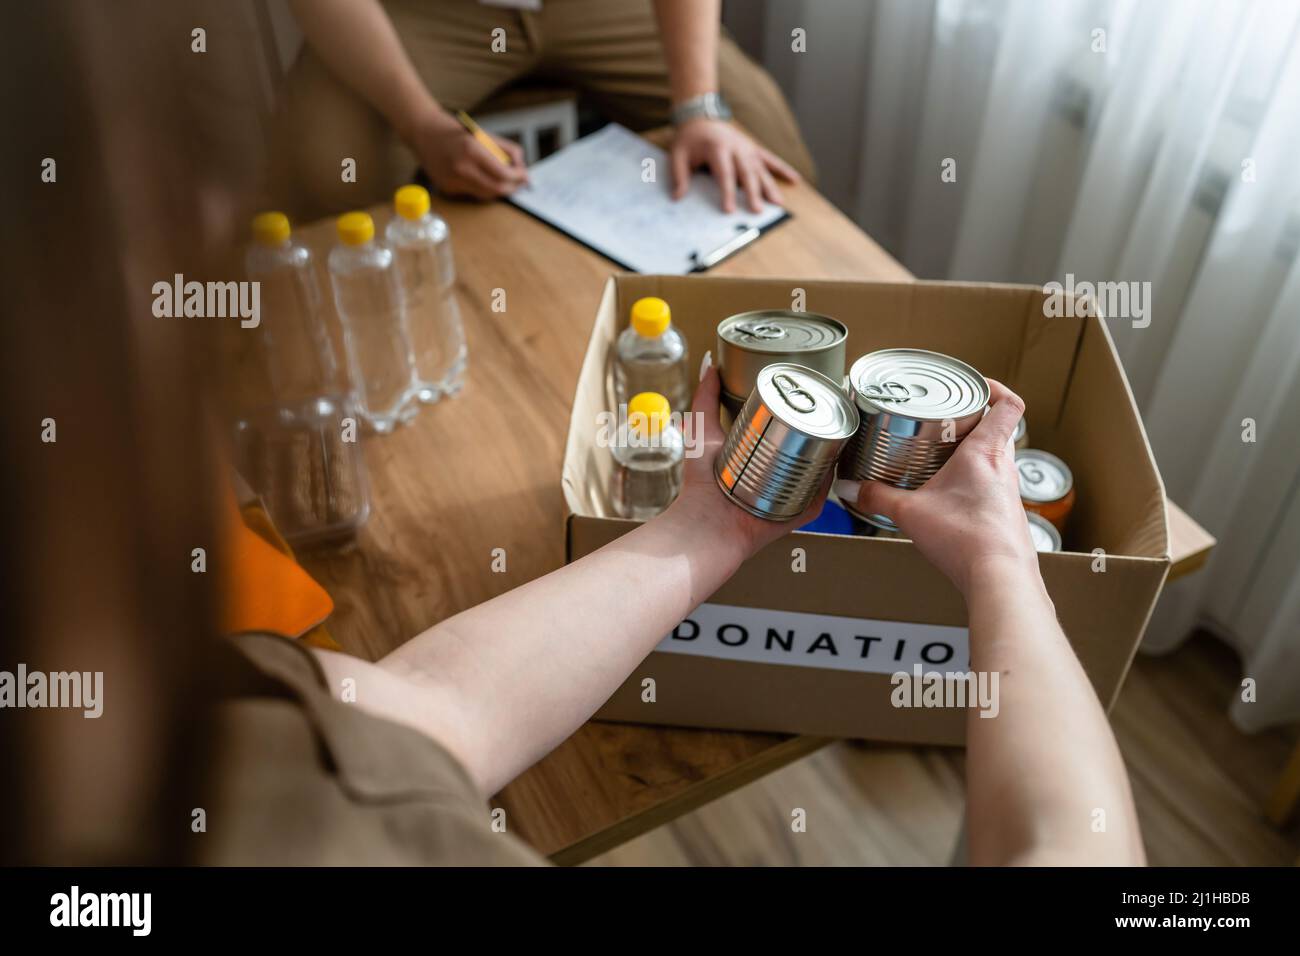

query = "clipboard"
(506, 124), (791, 275)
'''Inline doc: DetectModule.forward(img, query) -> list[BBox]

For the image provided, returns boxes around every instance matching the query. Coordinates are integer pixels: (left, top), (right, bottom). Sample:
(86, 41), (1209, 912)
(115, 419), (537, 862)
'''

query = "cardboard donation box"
(562, 276), (1170, 745)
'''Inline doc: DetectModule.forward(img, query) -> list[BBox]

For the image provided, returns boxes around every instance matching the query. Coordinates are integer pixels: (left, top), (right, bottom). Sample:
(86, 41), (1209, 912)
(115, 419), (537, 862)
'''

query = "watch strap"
(670, 91), (732, 125)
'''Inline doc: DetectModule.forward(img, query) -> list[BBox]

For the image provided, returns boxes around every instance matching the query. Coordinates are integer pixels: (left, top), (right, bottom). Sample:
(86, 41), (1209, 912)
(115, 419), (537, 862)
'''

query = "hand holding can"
(833, 379), (1038, 597)
(666, 354), (840, 559)
(838, 348), (989, 531)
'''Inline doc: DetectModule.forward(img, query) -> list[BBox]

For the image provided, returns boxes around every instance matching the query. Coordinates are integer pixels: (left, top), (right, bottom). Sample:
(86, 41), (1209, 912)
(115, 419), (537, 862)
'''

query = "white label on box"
(655, 603), (970, 676)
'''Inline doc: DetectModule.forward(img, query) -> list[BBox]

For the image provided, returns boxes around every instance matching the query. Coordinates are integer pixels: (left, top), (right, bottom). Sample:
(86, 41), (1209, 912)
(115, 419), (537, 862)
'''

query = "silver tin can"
(839, 348), (989, 530)
(1013, 415), (1028, 450)
(1026, 511), (1062, 552)
(721, 390), (747, 419)
(715, 363), (859, 521)
(717, 311), (848, 411)
(868, 524), (909, 540)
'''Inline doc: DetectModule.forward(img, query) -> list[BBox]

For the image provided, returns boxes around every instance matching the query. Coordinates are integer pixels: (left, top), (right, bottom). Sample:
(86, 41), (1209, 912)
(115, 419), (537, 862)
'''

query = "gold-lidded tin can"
(1016, 448), (1075, 533)
(715, 363), (859, 521)
(717, 311), (848, 415)
(839, 348), (989, 531)
(1026, 511), (1062, 552)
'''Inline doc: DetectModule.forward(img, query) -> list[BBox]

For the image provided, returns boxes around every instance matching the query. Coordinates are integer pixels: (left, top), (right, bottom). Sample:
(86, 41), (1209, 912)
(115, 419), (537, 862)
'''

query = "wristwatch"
(670, 91), (733, 126)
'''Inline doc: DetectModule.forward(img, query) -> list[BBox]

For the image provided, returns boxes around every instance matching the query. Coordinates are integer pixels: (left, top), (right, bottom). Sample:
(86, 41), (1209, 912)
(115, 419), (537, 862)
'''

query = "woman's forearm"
(373, 501), (747, 793)
(963, 557), (1145, 865)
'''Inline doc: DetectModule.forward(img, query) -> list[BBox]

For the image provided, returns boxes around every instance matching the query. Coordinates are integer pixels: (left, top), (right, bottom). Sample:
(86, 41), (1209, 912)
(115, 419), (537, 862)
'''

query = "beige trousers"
(272, 0), (816, 219)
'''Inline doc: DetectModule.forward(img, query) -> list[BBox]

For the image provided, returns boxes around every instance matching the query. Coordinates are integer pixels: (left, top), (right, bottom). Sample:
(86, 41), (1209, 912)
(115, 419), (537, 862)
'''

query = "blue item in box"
(799, 498), (857, 535)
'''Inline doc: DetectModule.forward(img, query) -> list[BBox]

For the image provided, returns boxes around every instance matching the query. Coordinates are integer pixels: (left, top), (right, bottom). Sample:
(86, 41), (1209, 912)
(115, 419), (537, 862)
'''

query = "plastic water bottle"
(240, 213), (370, 545)
(328, 211), (418, 433)
(613, 297), (691, 414)
(243, 211), (337, 408)
(385, 185), (467, 402)
(611, 392), (684, 520)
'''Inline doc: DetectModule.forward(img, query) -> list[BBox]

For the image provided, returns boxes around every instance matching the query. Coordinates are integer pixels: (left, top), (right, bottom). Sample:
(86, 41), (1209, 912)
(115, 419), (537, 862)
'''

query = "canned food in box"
(1016, 448), (1075, 533)
(717, 311), (847, 411)
(1026, 510), (1062, 552)
(839, 348), (989, 531)
(715, 363), (859, 521)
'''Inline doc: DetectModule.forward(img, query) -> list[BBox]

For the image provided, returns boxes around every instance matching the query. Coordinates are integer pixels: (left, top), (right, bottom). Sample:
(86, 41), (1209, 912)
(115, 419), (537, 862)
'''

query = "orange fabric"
(219, 482), (338, 647)
(297, 624), (344, 652)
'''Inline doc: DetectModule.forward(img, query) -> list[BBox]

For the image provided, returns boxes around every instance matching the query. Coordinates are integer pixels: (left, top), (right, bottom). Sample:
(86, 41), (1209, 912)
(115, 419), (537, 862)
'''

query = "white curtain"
(732, 0), (1300, 731)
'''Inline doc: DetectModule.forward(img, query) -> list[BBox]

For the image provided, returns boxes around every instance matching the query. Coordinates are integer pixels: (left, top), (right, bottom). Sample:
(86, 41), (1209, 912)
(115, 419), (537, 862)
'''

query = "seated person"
(276, 0), (813, 215)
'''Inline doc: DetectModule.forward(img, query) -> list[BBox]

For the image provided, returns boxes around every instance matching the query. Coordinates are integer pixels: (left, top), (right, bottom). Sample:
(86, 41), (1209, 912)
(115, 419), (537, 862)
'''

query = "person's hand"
(408, 110), (528, 200)
(833, 380), (1037, 597)
(668, 118), (800, 213)
(666, 352), (830, 559)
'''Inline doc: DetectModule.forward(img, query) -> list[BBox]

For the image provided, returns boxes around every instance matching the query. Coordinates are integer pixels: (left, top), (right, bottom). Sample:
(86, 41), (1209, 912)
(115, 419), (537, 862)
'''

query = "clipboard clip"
(691, 224), (762, 272)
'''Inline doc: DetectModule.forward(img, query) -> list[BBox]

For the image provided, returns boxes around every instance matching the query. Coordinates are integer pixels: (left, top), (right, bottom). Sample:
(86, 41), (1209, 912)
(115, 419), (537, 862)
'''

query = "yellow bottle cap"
(336, 211), (375, 246)
(630, 297), (671, 338)
(628, 391), (672, 438)
(251, 211), (290, 246)
(394, 184), (431, 221)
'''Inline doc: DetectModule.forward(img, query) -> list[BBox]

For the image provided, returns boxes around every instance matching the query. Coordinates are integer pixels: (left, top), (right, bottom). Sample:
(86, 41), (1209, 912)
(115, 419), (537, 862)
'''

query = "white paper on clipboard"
(507, 124), (789, 274)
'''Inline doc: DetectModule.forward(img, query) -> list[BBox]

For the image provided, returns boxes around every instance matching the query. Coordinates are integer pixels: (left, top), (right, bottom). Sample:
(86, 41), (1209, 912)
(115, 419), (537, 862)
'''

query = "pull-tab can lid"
(1026, 510), (1063, 552)
(719, 311), (846, 352)
(756, 363), (859, 439)
(849, 348), (989, 422)
(1016, 449), (1074, 502)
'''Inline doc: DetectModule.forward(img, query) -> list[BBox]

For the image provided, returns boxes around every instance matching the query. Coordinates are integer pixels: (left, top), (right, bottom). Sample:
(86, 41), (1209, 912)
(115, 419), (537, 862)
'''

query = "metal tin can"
(1026, 511), (1062, 552)
(717, 311), (848, 413)
(715, 363), (859, 521)
(1013, 415), (1028, 450)
(1016, 449), (1075, 533)
(839, 348), (989, 530)
(868, 524), (909, 540)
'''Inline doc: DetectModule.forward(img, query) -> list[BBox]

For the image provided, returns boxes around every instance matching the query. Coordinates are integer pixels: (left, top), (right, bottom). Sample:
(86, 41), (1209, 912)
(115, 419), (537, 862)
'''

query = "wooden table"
(295, 169), (1214, 865)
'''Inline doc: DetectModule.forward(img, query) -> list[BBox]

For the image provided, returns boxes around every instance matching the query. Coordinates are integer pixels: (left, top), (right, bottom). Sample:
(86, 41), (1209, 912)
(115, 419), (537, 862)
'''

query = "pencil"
(456, 110), (513, 166)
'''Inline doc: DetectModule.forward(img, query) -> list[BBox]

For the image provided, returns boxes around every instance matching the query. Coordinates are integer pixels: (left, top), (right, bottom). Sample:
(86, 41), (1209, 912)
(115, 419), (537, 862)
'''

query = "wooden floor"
(586, 632), (1299, 866)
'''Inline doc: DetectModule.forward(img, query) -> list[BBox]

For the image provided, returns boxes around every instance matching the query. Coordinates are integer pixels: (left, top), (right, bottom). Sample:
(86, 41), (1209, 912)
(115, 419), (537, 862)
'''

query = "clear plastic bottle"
(328, 211), (418, 433)
(613, 297), (691, 414)
(612, 391), (684, 520)
(239, 213), (369, 545)
(243, 211), (337, 409)
(385, 185), (467, 402)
